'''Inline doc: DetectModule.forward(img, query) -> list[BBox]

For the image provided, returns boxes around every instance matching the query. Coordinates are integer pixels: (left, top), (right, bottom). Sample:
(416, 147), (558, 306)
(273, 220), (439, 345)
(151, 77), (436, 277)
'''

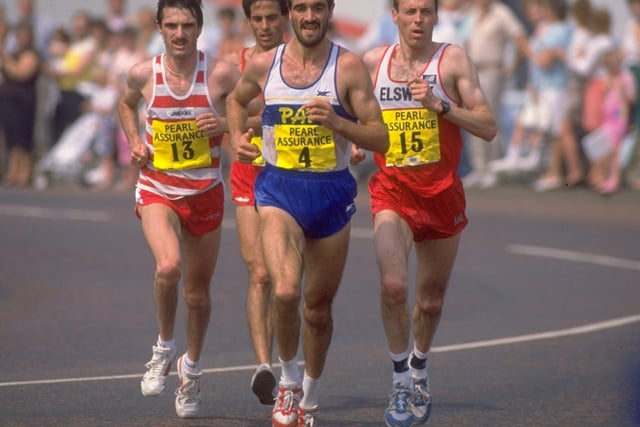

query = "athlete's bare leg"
(259, 206), (305, 364)
(140, 204), (183, 343)
(181, 226), (221, 362)
(301, 224), (350, 378)
(413, 234), (460, 353)
(374, 210), (414, 354)
(236, 204), (273, 365)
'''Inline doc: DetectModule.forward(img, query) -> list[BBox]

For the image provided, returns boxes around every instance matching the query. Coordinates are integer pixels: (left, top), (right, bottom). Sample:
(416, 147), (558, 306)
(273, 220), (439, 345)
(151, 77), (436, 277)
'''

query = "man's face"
(289, 0), (332, 48)
(249, 0), (288, 50)
(392, 0), (438, 48)
(158, 7), (202, 58)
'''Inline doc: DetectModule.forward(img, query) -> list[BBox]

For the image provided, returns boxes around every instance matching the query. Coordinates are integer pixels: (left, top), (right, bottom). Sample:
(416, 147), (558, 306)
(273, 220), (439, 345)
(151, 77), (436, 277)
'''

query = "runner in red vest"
(223, 0), (290, 407)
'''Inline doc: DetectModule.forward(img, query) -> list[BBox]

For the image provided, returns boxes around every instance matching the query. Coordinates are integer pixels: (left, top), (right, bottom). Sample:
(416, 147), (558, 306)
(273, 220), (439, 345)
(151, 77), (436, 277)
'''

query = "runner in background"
(223, 0), (290, 406)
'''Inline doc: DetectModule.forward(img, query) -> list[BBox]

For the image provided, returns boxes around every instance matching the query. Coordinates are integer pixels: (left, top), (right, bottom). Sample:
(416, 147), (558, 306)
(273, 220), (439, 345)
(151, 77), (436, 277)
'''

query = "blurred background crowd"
(0, 0), (639, 196)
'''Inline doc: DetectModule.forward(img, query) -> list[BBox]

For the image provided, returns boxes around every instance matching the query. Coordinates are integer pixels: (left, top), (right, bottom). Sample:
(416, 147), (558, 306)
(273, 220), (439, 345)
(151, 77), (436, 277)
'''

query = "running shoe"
(272, 383), (302, 427)
(140, 345), (176, 396)
(384, 382), (414, 427)
(251, 364), (276, 405)
(298, 405), (318, 427)
(411, 377), (432, 424)
(174, 354), (202, 418)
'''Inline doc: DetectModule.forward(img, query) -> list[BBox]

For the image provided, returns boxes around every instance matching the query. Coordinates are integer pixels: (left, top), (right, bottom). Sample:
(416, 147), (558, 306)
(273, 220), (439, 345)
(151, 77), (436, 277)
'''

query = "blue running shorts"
(255, 164), (357, 239)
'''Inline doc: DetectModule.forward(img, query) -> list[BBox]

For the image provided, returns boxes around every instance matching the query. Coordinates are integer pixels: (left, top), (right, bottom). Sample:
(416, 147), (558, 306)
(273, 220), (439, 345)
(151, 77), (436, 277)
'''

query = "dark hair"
(218, 6), (236, 21)
(540, 0), (567, 20)
(569, 0), (591, 27)
(588, 7), (611, 35)
(392, 0), (439, 13)
(242, 0), (289, 18)
(156, 0), (204, 27)
(51, 27), (71, 44)
(285, 0), (334, 9)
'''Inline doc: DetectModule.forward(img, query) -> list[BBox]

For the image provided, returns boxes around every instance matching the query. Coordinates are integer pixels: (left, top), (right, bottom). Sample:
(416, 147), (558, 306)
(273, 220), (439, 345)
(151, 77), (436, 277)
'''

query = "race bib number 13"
(152, 119), (212, 170)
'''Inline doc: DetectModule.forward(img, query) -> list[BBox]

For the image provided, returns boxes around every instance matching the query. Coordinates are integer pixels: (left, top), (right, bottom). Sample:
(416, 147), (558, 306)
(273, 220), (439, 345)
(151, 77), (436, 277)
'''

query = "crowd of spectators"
(0, 0), (639, 195)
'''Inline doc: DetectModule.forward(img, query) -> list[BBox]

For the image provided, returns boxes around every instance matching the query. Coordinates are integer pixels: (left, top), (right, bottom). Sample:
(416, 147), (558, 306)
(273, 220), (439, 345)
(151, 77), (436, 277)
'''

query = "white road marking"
(431, 313), (640, 353)
(0, 204), (111, 222)
(2, 207), (638, 388)
(2, 205), (372, 234)
(1, 314), (638, 388)
(508, 244), (640, 272)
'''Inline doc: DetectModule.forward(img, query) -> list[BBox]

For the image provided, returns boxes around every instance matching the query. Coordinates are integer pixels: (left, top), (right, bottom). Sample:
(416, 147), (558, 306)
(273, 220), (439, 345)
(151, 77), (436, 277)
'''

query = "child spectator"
(622, 0), (640, 190)
(583, 48), (636, 194)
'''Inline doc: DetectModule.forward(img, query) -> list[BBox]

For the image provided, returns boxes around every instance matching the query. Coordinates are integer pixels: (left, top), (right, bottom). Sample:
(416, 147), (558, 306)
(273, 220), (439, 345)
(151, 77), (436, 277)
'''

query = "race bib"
(382, 108), (441, 167)
(151, 119), (212, 170)
(274, 124), (336, 170)
(250, 135), (266, 167)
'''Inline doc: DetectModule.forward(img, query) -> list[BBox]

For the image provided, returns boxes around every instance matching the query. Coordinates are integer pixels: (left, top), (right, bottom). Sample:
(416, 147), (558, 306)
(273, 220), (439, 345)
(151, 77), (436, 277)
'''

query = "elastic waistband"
(263, 163), (352, 180)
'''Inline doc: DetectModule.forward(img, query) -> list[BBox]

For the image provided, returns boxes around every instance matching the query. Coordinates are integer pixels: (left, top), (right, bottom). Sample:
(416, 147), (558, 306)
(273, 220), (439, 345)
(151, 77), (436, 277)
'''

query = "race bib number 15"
(382, 109), (441, 167)
(152, 119), (212, 170)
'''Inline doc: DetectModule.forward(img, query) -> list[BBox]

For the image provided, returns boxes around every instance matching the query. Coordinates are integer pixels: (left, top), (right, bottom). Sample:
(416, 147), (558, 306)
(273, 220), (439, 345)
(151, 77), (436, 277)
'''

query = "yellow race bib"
(274, 124), (336, 170)
(152, 119), (212, 170)
(250, 135), (266, 167)
(382, 108), (441, 167)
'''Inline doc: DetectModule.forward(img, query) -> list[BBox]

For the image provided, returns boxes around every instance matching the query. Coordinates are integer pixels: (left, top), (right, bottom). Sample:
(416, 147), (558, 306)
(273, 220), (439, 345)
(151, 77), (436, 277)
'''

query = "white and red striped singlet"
(138, 51), (223, 198)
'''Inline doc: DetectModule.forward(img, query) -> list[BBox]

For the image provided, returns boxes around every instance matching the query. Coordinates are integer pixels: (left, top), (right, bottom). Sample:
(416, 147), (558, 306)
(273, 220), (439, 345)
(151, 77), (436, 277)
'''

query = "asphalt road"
(1, 183), (639, 427)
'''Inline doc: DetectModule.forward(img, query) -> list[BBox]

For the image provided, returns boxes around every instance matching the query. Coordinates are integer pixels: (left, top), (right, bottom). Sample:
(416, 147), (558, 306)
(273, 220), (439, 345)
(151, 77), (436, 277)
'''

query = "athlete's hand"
(237, 128), (261, 163)
(303, 98), (341, 131)
(350, 145), (366, 165)
(408, 75), (440, 113)
(130, 140), (148, 168)
(196, 112), (225, 137)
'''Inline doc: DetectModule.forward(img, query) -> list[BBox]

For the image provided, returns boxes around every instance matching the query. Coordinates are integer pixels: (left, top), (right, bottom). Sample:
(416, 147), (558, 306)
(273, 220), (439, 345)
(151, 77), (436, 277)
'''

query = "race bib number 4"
(274, 124), (336, 170)
(382, 109), (441, 167)
(152, 119), (212, 170)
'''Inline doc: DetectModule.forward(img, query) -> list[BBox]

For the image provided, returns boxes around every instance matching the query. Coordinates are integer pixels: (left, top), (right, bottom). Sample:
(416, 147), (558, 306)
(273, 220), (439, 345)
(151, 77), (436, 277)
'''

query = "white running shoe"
(140, 345), (176, 396)
(411, 377), (432, 424)
(516, 153), (541, 172)
(175, 354), (202, 418)
(251, 364), (276, 405)
(271, 383), (302, 427)
(462, 171), (482, 189)
(490, 155), (520, 173)
(533, 176), (562, 192)
(480, 172), (498, 189)
(298, 405), (319, 427)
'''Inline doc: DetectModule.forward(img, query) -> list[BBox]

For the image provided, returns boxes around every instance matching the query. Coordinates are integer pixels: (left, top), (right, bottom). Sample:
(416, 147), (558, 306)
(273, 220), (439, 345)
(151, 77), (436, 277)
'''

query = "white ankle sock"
(300, 371), (320, 409)
(157, 335), (175, 350)
(412, 343), (428, 361)
(279, 356), (301, 387)
(182, 354), (200, 373)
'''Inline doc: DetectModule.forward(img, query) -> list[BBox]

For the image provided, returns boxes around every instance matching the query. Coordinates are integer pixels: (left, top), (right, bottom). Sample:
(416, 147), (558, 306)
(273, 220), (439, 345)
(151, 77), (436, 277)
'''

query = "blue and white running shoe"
(384, 382), (414, 427)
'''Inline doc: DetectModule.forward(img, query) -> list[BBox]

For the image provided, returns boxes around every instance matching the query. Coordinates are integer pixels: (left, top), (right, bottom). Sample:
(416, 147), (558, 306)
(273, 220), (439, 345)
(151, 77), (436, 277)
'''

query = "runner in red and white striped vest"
(117, 0), (241, 420)
(139, 51), (224, 197)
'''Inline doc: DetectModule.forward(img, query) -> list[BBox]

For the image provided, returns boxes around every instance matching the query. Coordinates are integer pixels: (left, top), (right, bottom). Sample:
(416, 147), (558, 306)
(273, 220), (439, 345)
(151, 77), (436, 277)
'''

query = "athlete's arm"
(305, 50), (389, 155)
(226, 51), (271, 161)
(438, 45), (497, 141)
(196, 58), (241, 137)
(118, 60), (152, 163)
